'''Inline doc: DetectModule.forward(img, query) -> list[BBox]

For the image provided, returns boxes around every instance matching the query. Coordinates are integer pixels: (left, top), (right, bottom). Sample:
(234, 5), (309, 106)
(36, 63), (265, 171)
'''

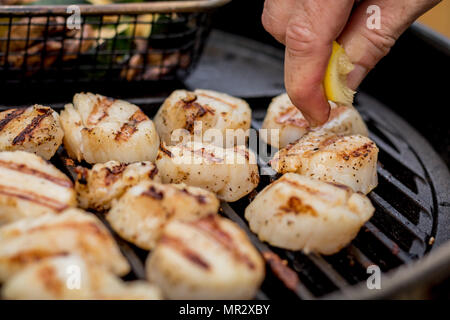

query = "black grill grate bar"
(306, 253), (350, 289)
(347, 245), (375, 269)
(369, 132), (426, 181)
(220, 202), (315, 300)
(377, 165), (431, 213)
(369, 192), (428, 241)
(363, 222), (413, 263)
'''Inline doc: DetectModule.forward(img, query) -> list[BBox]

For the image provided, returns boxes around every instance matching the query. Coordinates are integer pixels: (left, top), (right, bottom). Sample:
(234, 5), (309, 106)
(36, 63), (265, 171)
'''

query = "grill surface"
(41, 90), (449, 300)
(0, 30), (449, 299)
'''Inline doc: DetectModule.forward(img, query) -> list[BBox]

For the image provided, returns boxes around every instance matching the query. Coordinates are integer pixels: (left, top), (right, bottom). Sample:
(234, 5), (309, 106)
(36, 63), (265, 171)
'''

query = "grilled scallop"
(146, 215), (265, 299)
(2, 255), (162, 300)
(75, 160), (161, 211)
(0, 151), (76, 225)
(271, 131), (378, 194)
(0, 105), (63, 160)
(261, 93), (368, 148)
(106, 180), (219, 250)
(154, 89), (251, 147)
(155, 141), (259, 202)
(0, 208), (130, 282)
(245, 173), (375, 255)
(59, 92), (159, 164)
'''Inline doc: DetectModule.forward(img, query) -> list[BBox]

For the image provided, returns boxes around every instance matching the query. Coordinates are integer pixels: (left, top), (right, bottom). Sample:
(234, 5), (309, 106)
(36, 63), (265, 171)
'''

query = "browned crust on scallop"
(279, 196), (317, 216)
(188, 215), (256, 270)
(12, 107), (53, 145)
(37, 264), (64, 295)
(141, 185), (164, 200)
(190, 147), (223, 163)
(0, 185), (70, 212)
(0, 159), (73, 188)
(196, 92), (237, 109)
(0, 108), (26, 132)
(158, 144), (173, 158)
(103, 163), (127, 186)
(87, 96), (114, 125)
(159, 235), (210, 270)
(115, 110), (148, 142)
(148, 165), (159, 179)
(275, 106), (309, 128)
(179, 187), (207, 204)
(180, 94), (215, 133)
(6, 250), (68, 265)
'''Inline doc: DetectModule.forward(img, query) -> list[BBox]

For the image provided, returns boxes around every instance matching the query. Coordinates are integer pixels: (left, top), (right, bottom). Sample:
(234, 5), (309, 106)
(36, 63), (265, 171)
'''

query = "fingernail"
(347, 64), (368, 90)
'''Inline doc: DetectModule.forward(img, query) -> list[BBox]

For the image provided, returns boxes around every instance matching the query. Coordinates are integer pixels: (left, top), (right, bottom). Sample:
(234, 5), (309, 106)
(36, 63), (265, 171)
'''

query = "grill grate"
(1, 90), (447, 299)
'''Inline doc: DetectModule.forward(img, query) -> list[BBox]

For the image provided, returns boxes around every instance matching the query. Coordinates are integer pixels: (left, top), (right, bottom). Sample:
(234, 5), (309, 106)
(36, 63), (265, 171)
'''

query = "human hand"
(262, 0), (441, 125)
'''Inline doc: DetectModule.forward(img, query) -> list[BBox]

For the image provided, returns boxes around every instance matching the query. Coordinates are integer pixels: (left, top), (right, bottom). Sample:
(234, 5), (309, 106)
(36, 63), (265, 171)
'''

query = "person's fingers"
(339, 0), (441, 90)
(284, 0), (354, 126)
(261, 0), (296, 44)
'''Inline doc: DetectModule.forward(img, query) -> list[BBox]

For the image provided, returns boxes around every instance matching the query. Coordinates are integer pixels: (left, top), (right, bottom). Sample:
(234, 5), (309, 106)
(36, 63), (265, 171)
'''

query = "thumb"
(339, 0), (441, 90)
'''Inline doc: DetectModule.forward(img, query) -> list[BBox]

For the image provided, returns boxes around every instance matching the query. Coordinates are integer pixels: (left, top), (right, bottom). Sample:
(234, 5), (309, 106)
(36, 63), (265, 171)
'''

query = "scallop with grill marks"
(0, 208), (130, 282)
(146, 214), (265, 299)
(154, 89), (251, 147)
(0, 105), (63, 160)
(106, 180), (219, 250)
(271, 131), (378, 194)
(75, 160), (161, 211)
(2, 255), (161, 300)
(245, 173), (375, 255)
(261, 93), (368, 149)
(0, 151), (76, 225)
(59, 92), (159, 164)
(155, 141), (259, 202)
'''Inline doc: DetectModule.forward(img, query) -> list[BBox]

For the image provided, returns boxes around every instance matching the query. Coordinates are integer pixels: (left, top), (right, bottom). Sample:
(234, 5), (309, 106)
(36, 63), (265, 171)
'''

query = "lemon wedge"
(323, 41), (355, 106)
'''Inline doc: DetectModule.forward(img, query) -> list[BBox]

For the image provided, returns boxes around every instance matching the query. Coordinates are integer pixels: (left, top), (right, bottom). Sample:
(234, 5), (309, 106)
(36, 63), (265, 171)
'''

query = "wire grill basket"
(0, 0), (229, 85)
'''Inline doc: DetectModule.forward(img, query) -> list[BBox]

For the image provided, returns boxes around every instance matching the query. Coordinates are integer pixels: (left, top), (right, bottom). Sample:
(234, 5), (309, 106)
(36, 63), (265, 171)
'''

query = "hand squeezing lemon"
(323, 41), (355, 106)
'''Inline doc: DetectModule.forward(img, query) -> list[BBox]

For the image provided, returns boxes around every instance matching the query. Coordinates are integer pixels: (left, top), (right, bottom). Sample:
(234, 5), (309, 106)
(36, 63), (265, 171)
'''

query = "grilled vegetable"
(146, 215), (265, 299)
(2, 255), (162, 300)
(155, 141), (259, 202)
(271, 131), (378, 194)
(154, 89), (251, 147)
(75, 160), (161, 211)
(106, 180), (219, 250)
(0, 105), (64, 159)
(59, 92), (159, 164)
(0, 151), (76, 225)
(245, 173), (375, 255)
(261, 93), (368, 148)
(0, 208), (130, 282)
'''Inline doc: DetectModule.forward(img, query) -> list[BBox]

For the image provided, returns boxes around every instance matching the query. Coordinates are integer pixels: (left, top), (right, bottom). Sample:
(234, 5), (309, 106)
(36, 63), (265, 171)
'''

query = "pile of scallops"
(0, 88), (378, 300)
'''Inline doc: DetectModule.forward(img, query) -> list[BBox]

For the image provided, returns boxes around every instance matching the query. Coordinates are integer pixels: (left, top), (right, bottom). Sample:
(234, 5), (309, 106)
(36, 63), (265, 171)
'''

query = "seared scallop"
(0, 208), (129, 282)
(106, 180), (219, 250)
(155, 141), (259, 202)
(146, 214), (265, 299)
(59, 92), (159, 164)
(154, 89), (251, 147)
(75, 160), (161, 211)
(271, 131), (378, 194)
(0, 151), (76, 225)
(2, 255), (162, 300)
(245, 173), (375, 255)
(0, 105), (63, 160)
(261, 93), (368, 148)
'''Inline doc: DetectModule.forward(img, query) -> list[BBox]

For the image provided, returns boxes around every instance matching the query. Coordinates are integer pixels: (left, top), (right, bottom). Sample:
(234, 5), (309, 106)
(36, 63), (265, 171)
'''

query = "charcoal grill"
(1, 25), (449, 299)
